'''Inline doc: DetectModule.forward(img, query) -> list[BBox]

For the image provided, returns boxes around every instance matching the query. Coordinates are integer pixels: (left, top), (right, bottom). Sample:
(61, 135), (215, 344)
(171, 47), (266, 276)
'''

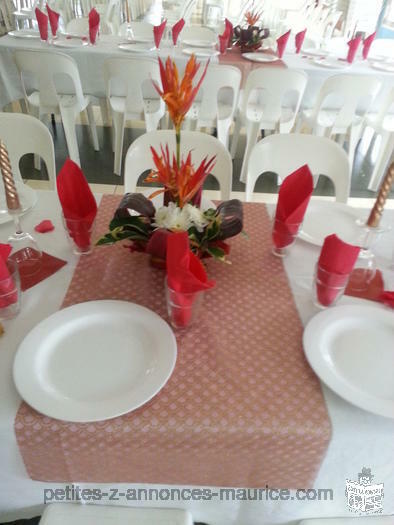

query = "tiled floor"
(19, 115), (394, 204)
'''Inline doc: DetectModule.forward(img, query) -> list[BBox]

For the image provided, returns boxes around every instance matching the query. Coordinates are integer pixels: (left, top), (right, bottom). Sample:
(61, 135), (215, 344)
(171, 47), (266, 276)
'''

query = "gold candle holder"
(366, 162), (394, 228)
(0, 140), (21, 213)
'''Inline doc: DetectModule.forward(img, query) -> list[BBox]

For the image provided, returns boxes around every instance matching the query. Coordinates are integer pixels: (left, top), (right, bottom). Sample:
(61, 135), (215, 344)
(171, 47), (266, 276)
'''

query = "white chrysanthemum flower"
(154, 203), (209, 232)
(184, 204), (210, 232)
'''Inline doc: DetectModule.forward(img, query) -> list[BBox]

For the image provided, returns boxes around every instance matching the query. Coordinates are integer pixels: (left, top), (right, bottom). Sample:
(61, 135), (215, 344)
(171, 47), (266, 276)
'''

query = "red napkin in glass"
(166, 232), (215, 327)
(272, 164), (313, 248)
(172, 18), (184, 45)
(276, 29), (291, 58)
(362, 31), (376, 60)
(88, 8), (100, 44)
(317, 234), (360, 306)
(295, 28), (306, 53)
(46, 3), (59, 37)
(380, 291), (394, 308)
(0, 244), (17, 309)
(346, 35), (362, 63)
(345, 269), (384, 302)
(35, 8), (48, 41)
(218, 32), (228, 54)
(224, 18), (233, 43)
(35, 219), (55, 233)
(57, 158), (97, 249)
(154, 19), (166, 49)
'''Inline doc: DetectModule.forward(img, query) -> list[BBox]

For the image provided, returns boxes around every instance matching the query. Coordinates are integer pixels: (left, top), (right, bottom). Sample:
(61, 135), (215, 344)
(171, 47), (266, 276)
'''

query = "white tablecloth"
(1, 191), (394, 524)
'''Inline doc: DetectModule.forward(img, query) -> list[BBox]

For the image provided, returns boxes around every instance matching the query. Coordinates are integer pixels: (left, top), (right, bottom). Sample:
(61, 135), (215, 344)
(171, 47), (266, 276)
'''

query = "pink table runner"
(219, 47), (287, 85)
(15, 196), (331, 487)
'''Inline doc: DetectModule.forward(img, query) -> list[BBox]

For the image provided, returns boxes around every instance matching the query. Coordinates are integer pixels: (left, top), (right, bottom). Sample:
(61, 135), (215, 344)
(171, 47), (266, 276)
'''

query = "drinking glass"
(0, 258), (21, 320)
(272, 218), (302, 257)
(312, 263), (349, 308)
(165, 278), (204, 329)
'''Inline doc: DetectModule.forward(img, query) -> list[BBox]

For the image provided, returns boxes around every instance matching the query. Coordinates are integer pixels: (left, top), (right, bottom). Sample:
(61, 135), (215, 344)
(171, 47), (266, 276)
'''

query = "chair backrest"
(103, 0), (120, 35)
(14, 50), (85, 111)
(66, 16), (89, 35)
(371, 86), (394, 128)
(179, 25), (216, 44)
(309, 74), (382, 130)
(124, 130), (232, 200)
(197, 64), (241, 123)
(242, 68), (307, 127)
(181, 0), (197, 22)
(118, 21), (153, 38)
(245, 133), (350, 203)
(104, 57), (164, 116)
(0, 112), (56, 187)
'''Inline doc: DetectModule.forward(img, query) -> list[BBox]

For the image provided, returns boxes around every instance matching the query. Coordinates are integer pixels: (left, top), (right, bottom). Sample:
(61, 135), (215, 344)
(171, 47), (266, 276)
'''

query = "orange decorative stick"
(0, 140), (21, 212)
(367, 163), (394, 228)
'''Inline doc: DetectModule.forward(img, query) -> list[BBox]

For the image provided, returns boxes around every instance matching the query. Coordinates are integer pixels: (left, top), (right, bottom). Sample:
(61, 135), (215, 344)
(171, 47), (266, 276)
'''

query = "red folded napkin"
(346, 35), (362, 63)
(362, 31), (376, 60)
(345, 268), (384, 302)
(172, 18), (184, 45)
(35, 219), (55, 233)
(0, 243), (18, 309)
(295, 28), (306, 54)
(380, 291), (394, 308)
(218, 32), (228, 54)
(57, 159), (97, 249)
(166, 232), (215, 327)
(225, 18), (233, 43)
(276, 29), (291, 58)
(19, 251), (67, 291)
(35, 8), (48, 41)
(88, 8), (100, 44)
(272, 164), (313, 248)
(317, 234), (360, 306)
(46, 3), (59, 37)
(154, 19), (166, 49)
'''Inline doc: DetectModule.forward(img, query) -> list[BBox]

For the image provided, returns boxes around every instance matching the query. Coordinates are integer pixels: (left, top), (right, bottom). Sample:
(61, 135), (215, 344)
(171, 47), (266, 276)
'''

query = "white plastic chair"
(39, 504), (192, 525)
(66, 16), (89, 35)
(124, 130), (232, 200)
(185, 64), (241, 150)
(118, 20), (153, 39)
(245, 133), (350, 203)
(179, 25), (217, 45)
(297, 74), (382, 171)
(14, 49), (99, 167)
(230, 68), (307, 183)
(365, 87), (394, 191)
(104, 57), (165, 176)
(0, 112), (56, 188)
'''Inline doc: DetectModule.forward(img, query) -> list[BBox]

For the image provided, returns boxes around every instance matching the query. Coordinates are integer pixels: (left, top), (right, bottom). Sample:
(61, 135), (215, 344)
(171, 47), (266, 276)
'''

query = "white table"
(1, 191), (394, 524)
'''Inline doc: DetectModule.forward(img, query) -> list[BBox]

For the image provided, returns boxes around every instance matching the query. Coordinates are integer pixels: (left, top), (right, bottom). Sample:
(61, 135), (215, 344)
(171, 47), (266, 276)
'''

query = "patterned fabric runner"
(15, 196), (331, 487)
(219, 48), (287, 85)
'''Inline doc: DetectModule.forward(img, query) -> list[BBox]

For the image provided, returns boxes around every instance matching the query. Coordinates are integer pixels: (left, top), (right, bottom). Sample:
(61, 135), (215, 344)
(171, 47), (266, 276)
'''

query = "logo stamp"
(346, 468), (384, 515)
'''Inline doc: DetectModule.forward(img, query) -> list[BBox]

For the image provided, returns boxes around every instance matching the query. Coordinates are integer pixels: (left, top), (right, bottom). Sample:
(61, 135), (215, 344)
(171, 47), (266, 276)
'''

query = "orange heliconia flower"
(152, 55), (209, 131)
(245, 8), (262, 26)
(145, 145), (216, 208)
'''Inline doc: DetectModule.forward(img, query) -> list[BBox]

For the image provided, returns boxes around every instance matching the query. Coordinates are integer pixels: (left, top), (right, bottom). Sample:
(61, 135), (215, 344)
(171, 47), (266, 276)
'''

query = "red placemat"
(19, 252), (67, 291)
(15, 196), (331, 488)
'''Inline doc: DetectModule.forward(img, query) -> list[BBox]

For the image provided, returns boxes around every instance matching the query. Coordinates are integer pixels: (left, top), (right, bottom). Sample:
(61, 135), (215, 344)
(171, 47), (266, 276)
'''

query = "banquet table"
(1, 34), (394, 114)
(1, 190), (394, 525)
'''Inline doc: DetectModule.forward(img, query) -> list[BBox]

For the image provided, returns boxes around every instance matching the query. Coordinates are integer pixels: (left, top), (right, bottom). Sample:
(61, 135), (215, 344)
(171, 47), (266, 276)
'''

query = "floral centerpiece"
(234, 6), (269, 52)
(98, 55), (243, 267)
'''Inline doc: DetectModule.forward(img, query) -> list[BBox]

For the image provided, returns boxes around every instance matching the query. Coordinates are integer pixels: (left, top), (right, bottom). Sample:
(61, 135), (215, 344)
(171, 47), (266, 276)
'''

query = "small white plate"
(303, 304), (394, 418)
(182, 47), (219, 58)
(302, 47), (329, 58)
(8, 29), (40, 39)
(118, 43), (155, 53)
(298, 201), (362, 246)
(13, 300), (177, 422)
(242, 52), (279, 63)
(370, 61), (394, 73)
(125, 36), (154, 44)
(313, 57), (350, 69)
(53, 38), (88, 48)
(181, 39), (215, 48)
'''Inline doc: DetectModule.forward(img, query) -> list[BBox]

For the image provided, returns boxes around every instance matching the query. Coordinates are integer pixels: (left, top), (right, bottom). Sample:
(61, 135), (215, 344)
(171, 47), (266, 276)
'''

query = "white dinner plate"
(303, 304), (394, 419)
(181, 39), (215, 48)
(302, 47), (329, 57)
(8, 29), (40, 39)
(13, 300), (177, 422)
(0, 183), (37, 226)
(370, 61), (394, 73)
(313, 57), (350, 69)
(118, 43), (155, 53)
(125, 36), (154, 44)
(182, 47), (219, 58)
(242, 52), (279, 63)
(298, 201), (362, 246)
(53, 38), (88, 48)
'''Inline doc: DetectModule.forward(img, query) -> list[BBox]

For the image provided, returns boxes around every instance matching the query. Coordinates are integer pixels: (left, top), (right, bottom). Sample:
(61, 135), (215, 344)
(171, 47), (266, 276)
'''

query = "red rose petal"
(34, 220), (55, 233)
